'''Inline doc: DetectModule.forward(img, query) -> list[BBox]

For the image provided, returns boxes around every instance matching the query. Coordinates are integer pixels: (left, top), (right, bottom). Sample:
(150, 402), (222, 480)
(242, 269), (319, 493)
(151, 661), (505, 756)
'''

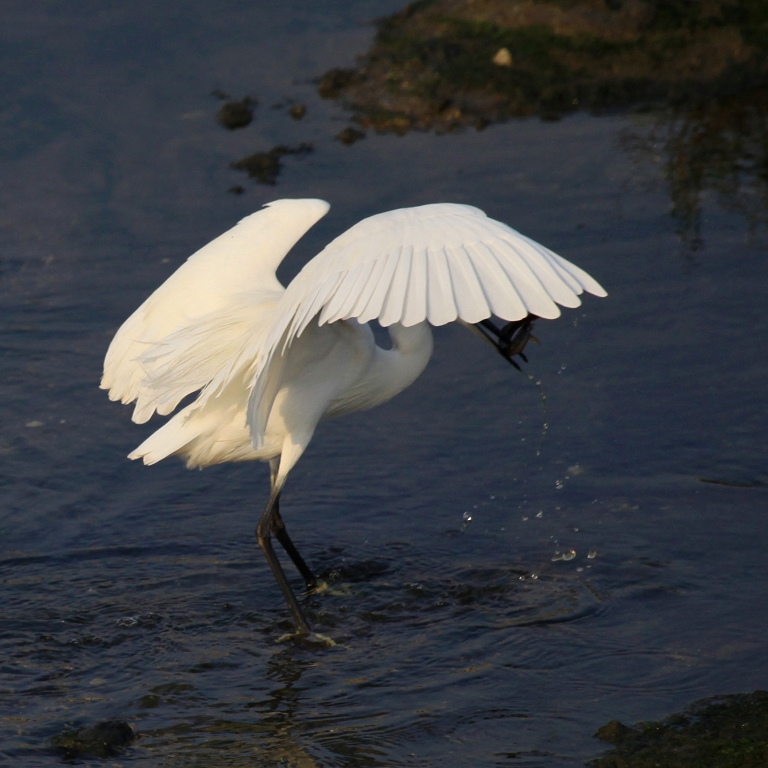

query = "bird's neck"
(369, 321), (434, 404)
(333, 321), (433, 416)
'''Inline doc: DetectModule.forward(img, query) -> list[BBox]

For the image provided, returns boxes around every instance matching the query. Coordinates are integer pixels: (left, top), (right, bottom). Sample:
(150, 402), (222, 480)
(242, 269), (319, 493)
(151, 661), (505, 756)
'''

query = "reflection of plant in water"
(623, 86), (768, 249)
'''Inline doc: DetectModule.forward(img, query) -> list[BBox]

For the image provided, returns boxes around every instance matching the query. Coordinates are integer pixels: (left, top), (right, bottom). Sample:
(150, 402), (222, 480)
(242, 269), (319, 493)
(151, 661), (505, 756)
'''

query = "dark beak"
(472, 314), (538, 371)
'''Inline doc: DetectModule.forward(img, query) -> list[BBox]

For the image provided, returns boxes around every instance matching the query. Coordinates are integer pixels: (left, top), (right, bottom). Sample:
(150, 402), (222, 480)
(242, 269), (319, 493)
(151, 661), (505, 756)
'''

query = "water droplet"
(462, 511), (472, 523)
(554, 479), (564, 490)
(551, 549), (576, 562)
(587, 549), (598, 560)
(535, 510), (544, 518)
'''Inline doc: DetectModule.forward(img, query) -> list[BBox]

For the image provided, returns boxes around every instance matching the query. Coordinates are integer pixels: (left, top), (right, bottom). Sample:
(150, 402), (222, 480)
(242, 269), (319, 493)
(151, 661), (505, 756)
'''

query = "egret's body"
(102, 199), (606, 638)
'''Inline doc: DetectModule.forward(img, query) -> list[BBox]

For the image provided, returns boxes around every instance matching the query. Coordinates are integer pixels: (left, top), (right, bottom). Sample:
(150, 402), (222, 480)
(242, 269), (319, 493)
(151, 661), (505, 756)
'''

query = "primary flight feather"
(102, 199), (606, 640)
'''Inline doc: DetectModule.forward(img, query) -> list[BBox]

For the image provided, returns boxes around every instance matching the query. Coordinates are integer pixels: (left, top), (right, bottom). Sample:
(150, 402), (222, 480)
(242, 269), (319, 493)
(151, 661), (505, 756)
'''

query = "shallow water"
(2, 2), (767, 766)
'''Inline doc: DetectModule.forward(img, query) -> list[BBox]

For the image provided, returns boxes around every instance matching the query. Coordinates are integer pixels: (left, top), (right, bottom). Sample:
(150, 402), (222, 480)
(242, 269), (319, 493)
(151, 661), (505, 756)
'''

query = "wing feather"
(345, 256), (391, 320)
(464, 242), (528, 319)
(318, 262), (369, 325)
(401, 246), (428, 327)
(489, 239), (563, 318)
(425, 247), (458, 325)
(287, 278), (338, 346)
(445, 245), (491, 323)
(356, 246), (403, 324)
(380, 245), (414, 327)
(499, 234), (581, 309)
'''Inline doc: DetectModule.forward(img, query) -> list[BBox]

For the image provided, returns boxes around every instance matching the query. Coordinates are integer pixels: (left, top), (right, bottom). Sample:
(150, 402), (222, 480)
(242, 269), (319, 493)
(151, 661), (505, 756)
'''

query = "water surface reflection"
(623, 85), (768, 249)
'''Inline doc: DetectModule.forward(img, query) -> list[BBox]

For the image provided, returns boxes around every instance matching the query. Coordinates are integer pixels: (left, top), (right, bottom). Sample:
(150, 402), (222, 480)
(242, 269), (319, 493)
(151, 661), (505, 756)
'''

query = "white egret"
(102, 199), (606, 638)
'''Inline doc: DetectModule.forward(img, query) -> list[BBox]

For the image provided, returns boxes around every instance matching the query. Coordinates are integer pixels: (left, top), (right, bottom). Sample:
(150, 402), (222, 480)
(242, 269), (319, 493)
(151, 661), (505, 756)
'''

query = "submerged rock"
(215, 95), (257, 130)
(50, 719), (135, 759)
(230, 143), (313, 185)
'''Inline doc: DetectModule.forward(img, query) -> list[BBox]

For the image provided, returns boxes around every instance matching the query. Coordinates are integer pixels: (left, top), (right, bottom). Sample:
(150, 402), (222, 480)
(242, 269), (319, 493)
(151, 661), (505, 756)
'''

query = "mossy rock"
(591, 691), (768, 768)
(318, 0), (768, 131)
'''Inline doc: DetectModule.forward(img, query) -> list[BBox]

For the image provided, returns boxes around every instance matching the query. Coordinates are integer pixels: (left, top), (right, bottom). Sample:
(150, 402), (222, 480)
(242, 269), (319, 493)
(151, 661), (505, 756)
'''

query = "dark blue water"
(2, 2), (767, 765)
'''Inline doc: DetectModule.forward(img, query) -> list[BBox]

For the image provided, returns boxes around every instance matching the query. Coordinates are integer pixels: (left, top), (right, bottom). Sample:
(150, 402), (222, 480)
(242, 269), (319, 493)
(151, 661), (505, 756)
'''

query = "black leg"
(267, 460), (317, 588)
(271, 502), (318, 589)
(255, 485), (314, 637)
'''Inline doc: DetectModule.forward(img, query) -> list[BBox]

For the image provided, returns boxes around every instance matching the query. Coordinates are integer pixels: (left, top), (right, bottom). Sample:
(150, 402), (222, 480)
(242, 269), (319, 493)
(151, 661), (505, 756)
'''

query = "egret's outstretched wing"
(264, 202), (605, 353)
(101, 198), (330, 423)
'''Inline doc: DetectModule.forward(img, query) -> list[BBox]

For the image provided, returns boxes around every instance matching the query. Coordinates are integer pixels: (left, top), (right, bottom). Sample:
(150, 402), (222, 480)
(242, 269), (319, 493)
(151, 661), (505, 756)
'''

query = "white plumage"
(101, 199), (606, 639)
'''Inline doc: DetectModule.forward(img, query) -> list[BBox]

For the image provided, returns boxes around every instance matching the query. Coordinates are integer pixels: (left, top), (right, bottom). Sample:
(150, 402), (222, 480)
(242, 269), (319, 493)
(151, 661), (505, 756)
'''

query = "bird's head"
(465, 314), (539, 371)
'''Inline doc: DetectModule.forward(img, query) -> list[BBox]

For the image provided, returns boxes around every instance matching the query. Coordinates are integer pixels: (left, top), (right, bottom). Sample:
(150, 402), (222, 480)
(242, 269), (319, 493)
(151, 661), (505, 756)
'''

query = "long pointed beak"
(464, 314), (538, 371)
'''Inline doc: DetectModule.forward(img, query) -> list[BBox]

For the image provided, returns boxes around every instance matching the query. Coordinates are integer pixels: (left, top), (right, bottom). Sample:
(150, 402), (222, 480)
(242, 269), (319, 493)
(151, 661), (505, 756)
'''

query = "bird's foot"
(308, 579), (350, 597)
(307, 578), (330, 594)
